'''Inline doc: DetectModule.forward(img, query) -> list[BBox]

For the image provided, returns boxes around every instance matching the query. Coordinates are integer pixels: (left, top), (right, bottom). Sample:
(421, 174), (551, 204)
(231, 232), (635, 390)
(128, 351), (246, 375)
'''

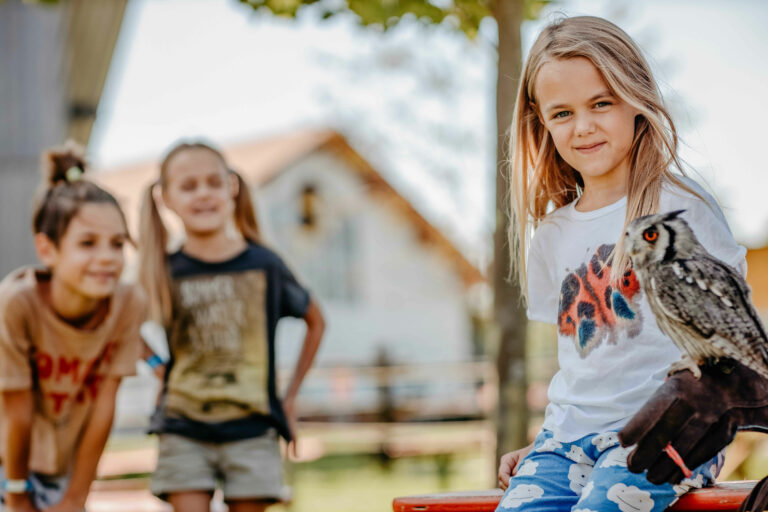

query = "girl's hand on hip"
(283, 396), (299, 459)
(498, 442), (535, 490)
(152, 363), (166, 382)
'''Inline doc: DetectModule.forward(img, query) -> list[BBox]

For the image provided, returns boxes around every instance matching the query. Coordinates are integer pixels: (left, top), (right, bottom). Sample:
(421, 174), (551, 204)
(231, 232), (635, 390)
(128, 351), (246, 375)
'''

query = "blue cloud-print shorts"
(496, 429), (723, 512)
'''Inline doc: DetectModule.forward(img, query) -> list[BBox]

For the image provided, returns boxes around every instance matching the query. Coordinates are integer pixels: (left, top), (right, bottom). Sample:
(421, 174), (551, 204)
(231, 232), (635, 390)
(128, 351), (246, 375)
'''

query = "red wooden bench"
(393, 481), (756, 512)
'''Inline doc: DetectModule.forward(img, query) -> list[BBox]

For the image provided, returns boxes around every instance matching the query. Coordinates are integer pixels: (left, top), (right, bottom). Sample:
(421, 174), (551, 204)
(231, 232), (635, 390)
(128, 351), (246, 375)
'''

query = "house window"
(300, 184), (318, 229)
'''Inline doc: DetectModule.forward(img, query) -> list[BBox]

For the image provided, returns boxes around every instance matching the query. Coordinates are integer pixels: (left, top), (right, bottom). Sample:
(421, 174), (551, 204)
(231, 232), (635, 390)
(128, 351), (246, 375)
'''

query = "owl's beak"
(625, 238), (639, 258)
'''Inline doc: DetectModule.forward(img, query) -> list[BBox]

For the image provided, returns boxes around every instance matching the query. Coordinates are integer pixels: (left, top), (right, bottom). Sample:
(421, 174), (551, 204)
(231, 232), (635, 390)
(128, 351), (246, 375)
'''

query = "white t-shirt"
(527, 177), (746, 442)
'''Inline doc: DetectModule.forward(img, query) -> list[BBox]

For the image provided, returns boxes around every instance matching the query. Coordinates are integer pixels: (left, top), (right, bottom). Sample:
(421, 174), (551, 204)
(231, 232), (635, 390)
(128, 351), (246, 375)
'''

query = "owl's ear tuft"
(663, 209), (686, 221)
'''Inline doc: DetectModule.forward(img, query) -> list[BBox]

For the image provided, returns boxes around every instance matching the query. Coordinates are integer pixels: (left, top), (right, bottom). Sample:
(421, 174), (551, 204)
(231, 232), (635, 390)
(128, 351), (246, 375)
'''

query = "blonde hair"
(138, 141), (261, 325)
(509, 15), (701, 298)
(34, 141), (129, 246)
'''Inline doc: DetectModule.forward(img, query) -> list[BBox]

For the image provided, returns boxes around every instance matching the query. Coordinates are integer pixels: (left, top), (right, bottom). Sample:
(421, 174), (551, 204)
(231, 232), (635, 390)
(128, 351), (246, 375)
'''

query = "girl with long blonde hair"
(496, 16), (745, 512)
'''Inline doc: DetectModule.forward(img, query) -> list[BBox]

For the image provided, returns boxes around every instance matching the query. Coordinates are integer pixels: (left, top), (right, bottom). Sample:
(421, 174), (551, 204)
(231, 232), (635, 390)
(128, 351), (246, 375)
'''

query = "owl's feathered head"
(625, 210), (701, 268)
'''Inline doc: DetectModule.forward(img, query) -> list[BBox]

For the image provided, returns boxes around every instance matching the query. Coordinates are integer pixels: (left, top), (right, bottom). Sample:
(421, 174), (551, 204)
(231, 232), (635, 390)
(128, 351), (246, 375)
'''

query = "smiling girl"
(139, 141), (324, 512)
(0, 143), (145, 512)
(495, 16), (746, 512)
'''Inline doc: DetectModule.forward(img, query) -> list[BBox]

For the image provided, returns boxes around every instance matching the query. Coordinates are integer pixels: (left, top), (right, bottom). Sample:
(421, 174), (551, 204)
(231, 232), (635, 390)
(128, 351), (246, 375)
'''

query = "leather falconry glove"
(618, 359), (768, 485)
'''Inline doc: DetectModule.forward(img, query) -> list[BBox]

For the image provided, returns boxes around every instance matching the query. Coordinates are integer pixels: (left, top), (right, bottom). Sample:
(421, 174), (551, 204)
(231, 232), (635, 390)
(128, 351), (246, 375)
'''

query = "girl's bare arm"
(46, 376), (121, 511)
(284, 300), (325, 406)
(1, 389), (36, 510)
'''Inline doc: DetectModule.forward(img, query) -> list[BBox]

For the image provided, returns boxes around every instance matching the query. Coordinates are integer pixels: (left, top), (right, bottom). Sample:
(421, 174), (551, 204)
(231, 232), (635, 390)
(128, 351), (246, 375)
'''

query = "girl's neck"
(45, 278), (108, 330)
(183, 228), (248, 263)
(575, 164), (629, 212)
(576, 183), (627, 212)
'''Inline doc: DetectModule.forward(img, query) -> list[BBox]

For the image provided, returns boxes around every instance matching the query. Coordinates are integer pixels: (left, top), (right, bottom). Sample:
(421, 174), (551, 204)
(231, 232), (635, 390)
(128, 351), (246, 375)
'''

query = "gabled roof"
(94, 129), (484, 287)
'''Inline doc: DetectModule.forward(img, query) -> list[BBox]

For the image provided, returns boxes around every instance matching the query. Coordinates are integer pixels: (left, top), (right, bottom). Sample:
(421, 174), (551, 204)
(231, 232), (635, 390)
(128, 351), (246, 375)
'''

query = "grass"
(103, 427), (496, 512)
(274, 452), (494, 512)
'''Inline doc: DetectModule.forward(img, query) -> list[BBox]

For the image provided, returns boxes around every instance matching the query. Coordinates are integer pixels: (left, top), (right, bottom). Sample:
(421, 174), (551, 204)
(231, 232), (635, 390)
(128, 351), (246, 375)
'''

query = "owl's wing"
(653, 255), (768, 373)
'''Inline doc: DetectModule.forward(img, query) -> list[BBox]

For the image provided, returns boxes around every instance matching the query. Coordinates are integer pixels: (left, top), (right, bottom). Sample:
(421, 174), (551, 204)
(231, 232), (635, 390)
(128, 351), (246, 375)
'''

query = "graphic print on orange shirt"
(557, 244), (643, 357)
(32, 340), (116, 423)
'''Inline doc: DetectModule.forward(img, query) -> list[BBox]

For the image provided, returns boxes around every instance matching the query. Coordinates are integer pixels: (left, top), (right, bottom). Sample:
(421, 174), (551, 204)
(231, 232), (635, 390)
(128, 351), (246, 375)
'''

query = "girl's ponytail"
(33, 141), (128, 245)
(42, 141), (87, 187)
(231, 170), (260, 244)
(138, 183), (172, 326)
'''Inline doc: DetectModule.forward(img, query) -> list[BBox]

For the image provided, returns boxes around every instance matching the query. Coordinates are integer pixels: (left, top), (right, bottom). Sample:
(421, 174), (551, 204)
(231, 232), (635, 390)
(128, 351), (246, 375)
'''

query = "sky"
(90, 0), (768, 263)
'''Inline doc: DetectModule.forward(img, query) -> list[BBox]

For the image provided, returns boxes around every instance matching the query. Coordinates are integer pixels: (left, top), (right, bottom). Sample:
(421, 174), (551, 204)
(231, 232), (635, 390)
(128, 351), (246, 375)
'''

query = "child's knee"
(578, 481), (659, 512)
(496, 482), (546, 511)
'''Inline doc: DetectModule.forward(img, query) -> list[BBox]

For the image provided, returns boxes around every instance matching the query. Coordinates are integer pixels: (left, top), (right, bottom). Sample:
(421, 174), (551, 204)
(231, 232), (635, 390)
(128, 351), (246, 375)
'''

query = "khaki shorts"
(151, 431), (285, 502)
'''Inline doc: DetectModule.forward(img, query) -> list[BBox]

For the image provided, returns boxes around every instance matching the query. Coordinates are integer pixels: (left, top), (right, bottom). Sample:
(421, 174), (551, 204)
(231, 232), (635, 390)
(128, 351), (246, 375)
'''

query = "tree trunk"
(492, 0), (528, 469)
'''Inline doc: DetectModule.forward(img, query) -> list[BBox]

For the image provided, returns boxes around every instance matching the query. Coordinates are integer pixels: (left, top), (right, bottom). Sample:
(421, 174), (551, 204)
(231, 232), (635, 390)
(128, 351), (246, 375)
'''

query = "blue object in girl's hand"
(146, 354), (166, 369)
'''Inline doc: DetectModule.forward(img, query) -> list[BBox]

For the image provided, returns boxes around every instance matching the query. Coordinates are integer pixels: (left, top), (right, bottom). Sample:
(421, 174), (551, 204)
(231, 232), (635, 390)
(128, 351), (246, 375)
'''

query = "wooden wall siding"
(0, 2), (68, 275)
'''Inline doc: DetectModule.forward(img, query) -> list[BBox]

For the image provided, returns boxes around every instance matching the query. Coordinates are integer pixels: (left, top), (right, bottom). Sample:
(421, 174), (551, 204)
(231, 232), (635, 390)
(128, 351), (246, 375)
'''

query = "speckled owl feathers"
(625, 210), (768, 379)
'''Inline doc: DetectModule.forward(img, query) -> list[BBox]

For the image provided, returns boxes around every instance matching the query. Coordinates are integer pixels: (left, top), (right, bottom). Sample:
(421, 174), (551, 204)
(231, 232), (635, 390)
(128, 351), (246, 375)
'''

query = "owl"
(624, 209), (768, 379)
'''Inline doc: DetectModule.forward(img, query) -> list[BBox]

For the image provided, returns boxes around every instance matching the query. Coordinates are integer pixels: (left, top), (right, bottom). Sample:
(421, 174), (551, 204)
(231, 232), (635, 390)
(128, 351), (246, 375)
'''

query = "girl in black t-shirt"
(138, 141), (325, 512)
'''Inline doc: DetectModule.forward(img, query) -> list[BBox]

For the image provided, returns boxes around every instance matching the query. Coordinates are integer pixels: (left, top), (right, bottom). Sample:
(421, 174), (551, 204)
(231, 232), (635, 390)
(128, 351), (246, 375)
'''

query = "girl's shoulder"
(246, 243), (297, 277)
(230, 241), (295, 272)
(0, 267), (44, 318)
(169, 242), (290, 277)
(660, 174), (725, 220)
(530, 205), (568, 248)
(661, 174), (715, 204)
(661, 173), (698, 194)
(662, 174), (745, 270)
(112, 281), (147, 313)
(531, 198), (591, 243)
(246, 241), (283, 263)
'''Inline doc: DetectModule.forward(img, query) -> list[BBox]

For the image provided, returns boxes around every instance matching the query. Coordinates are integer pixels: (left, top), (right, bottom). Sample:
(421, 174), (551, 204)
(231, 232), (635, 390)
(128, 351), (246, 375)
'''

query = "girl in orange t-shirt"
(0, 143), (145, 512)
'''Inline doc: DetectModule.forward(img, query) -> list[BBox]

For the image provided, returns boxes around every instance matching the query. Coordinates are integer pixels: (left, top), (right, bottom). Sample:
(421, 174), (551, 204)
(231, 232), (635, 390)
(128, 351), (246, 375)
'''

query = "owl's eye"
(643, 227), (659, 243)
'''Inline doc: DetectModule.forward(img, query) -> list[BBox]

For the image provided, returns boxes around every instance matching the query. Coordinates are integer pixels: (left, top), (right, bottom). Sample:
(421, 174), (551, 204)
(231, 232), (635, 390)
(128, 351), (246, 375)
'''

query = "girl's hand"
(498, 443), (535, 490)
(152, 363), (166, 382)
(282, 396), (299, 459)
(4, 493), (39, 512)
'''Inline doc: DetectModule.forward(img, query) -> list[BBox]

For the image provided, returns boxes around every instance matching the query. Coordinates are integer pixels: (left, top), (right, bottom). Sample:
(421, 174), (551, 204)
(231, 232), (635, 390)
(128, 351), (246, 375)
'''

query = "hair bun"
(42, 140), (87, 187)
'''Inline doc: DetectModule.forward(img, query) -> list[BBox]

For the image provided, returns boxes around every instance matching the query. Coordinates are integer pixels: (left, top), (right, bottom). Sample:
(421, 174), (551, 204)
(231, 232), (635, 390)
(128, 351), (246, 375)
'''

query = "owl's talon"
(668, 357), (702, 379)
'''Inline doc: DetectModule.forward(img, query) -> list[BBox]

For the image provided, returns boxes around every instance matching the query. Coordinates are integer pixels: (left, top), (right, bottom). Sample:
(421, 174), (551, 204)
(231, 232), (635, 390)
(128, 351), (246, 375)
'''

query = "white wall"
(256, 151), (474, 368)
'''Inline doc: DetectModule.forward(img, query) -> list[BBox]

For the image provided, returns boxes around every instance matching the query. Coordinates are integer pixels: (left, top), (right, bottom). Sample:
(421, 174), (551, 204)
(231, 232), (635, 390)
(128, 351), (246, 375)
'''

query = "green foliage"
(524, 0), (548, 20)
(21, 0), (549, 38)
(239, 0), (549, 38)
(19, 0), (549, 36)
